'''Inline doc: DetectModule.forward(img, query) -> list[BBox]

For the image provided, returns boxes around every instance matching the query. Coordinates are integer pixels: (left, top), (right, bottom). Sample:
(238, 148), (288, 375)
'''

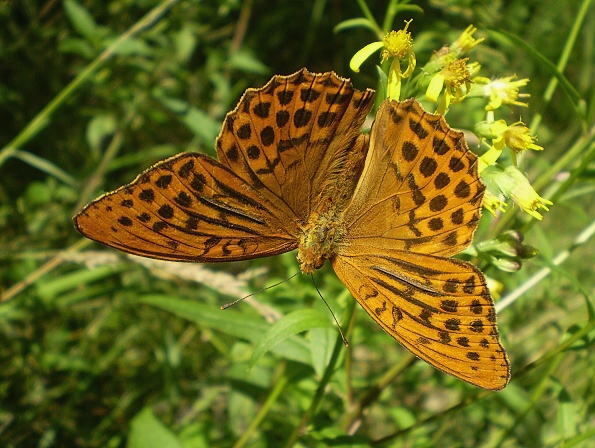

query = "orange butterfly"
(75, 69), (510, 390)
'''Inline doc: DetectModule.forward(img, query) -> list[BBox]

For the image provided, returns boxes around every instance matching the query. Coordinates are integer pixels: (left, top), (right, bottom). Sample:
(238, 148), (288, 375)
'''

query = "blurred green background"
(1, 1), (593, 447)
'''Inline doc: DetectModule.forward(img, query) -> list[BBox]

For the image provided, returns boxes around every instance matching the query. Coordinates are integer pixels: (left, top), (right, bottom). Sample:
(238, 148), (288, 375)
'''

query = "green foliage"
(1, 0), (593, 447)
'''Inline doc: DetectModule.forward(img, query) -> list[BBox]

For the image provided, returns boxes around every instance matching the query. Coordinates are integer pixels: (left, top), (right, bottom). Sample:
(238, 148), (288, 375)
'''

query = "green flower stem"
(0, 0), (180, 170)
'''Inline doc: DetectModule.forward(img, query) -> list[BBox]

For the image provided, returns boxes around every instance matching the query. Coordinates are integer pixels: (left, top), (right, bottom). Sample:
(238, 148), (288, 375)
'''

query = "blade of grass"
(0, 0), (180, 169)
(1, 238), (90, 302)
(11, 149), (78, 187)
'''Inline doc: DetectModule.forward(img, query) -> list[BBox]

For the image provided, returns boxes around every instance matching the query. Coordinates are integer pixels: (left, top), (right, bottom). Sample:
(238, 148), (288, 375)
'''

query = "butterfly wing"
(216, 68), (375, 223)
(75, 153), (297, 261)
(332, 250), (509, 390)
(333, 100), (510, 389)
(342, 99), (486, 256)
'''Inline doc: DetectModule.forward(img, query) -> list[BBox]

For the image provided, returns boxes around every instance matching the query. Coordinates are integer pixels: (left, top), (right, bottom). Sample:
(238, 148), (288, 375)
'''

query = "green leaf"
(229, 50), (270, 75)
(155, 95), (220, 145)
(174, 25), (197, 63)
(107, 144), (179, 172)
(139, 294), (267, 338)
(182, 108), (221, 145)
(58, 37), (96, 58)
(309, 327), (336, 378)
(107, 37), (152, 56)
(36, 265), (126, 302)
(375, 65), (388, 106)
(251, 309), (333, 365)
(127, 408), (183, 448)
(64, 0), (100, 40)
(138, 295), (312, 364)
(557, 387), (577, 442)
(11, 149), (78, 187)
(334, 18), (378, 34)
(86, 113), (117, 155)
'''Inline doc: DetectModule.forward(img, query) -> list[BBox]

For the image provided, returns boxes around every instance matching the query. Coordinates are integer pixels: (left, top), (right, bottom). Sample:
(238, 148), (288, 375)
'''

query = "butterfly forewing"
(334, 99), (510, 389)
(75, 153), (297, 261)
(216, 68), (374, 223)
(344, 100), (485, 256)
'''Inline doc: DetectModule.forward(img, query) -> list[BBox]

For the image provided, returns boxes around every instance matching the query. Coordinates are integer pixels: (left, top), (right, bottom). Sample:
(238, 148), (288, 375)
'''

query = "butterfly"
(75, 68), (510, 390)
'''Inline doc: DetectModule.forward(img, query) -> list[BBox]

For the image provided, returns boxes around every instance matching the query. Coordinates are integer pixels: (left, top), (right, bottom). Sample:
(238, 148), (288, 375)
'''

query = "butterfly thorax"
(297, 205), (347, 274)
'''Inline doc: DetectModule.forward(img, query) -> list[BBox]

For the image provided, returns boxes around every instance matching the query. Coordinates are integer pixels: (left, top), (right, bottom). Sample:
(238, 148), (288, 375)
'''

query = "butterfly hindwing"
(332, 249), (510, 390)
(75, 153), (297, 261)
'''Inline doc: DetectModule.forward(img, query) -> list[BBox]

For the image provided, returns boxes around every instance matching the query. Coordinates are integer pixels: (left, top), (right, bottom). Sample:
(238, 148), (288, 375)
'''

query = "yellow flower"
(478, 76), (530, 110)
(483, 190), (508, 216)
(451, 25), (485, 56)
(491, 120), (544, 153)
(483, 166), (552, 220)
(349, 21), (416, 101)
(381, 24), (414, 61)
(485, 276), (504, 299)
(426, 58), (472, 114)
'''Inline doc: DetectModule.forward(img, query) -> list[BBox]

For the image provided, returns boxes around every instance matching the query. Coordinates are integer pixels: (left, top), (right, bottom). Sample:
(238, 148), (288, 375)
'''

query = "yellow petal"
(349, 41), (384, 73)
(426, 74), (444, 103)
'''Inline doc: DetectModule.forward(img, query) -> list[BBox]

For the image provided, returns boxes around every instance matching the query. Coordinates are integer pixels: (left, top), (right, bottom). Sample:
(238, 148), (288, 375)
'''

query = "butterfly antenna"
(220, 272), (300, 310)
(311, 274), (349, 347)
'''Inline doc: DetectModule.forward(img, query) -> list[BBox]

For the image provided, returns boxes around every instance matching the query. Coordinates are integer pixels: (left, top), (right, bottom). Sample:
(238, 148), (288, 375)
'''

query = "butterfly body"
(75, 69), (510, 390)
(298, 135), (368, 273)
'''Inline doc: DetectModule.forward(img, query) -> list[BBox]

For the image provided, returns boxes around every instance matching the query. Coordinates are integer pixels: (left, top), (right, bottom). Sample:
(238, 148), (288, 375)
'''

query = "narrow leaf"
(64, 0), (100, 40)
